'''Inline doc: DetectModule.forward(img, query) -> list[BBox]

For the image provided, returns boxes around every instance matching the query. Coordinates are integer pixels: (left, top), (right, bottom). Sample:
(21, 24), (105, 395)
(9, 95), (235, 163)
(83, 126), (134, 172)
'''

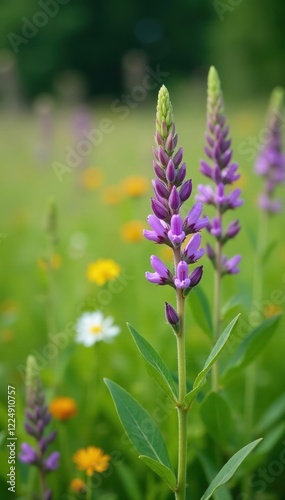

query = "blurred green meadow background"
(1, 0), (285, 499)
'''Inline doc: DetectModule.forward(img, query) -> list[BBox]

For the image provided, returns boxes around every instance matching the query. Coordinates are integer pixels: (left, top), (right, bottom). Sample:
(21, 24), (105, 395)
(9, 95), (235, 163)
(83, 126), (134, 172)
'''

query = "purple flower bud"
(153, 161), (166, 181)
(165, 132), (173, 153)
(44, 451), (60, 472)
(227, 188), (243, 209)
(184, 202), (208, 233)
(179, 179), (192, 202)
(144, 215), (168, 244)
(164, 302), (179, 331)
(145, 255), (172, 285)
(155, 131), (164, 147)
(225, 220), (240, 239)
(173, 147), (183, 167)
(169, 186), (180, 211)
(153, 179), (169, 199)
(168, 214), (185, 247)
(222, 163), (240, 184)
(174, 261), (190, 289)
(200, 160), (213, 179)
(183, 234), (204, 264)
(158, 146), (169, 167)
(19, 443), (38, 464)
(196, 184), (215, 205)
(210, 217), (222, 238)
(25, 422), (37, 438)
(206, 243), (215, 260)
(188, 265), (203, 287)
(176, 163), (186, 185)
(166, 159), (176, 182)
(151, 198), (169, 220)
(224, 255), (241, 275)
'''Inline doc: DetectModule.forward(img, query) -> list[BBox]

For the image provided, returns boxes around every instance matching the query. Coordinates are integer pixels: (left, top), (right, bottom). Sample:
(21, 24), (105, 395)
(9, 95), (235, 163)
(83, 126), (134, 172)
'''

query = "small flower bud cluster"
(197, 67), (242, 275)
(144, 86), (207, 329)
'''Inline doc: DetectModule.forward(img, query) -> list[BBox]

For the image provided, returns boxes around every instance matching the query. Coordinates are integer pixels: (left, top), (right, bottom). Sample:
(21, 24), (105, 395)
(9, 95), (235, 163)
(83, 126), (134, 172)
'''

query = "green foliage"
(128, 323), (178, 401)
(222, 315), (281, 381)
(200, 393), (235, 449)
(200, 439), (262, 500)
(104, 379), (174, 487)
(188, 287), (213, 338)
(184, 315), (240, 406)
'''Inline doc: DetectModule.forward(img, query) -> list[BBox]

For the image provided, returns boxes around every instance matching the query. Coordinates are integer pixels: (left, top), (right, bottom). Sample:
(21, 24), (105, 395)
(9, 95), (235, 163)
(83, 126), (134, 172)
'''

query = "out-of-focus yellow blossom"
(80, 168), (104, 190)
(121, 175), (149, 198)
(263, 304), (282, 318)
(87, 259), (121, 285)
(101, 185), (123, 205)
(70, 478), (86, 493)
(120, 220), (144, 242)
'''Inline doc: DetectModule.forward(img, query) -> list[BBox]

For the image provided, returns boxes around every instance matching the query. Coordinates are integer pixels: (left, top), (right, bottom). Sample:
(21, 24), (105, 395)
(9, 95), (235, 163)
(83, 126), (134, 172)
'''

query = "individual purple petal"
(174, 261), (190, 289)
(227, 188), (243, 209)
(44, 451), (60, 472)
(158, 146), (169, 167)
(165, 132), (173, 153)
(183, 234), (203, 264)
(168, 214), (185, 246)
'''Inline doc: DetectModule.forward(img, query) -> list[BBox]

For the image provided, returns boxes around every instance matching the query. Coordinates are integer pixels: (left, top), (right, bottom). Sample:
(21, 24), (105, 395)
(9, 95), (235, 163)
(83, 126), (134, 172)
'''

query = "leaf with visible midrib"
(200, 439), (262, 500)
(104, 379), (173, 472)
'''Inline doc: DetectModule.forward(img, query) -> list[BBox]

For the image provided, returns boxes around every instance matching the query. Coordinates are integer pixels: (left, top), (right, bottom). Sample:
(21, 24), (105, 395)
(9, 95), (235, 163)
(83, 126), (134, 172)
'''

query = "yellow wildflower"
(102, 185), (123, 205)
(87, 259), (121, 285)
(70, 478), (86, 493)
(120, 220), (144, 242)
(121, 175), (149, 198)
(81, 168), (104, 190)
(49, 397), (77, 421)
(73, 446), (110, 476)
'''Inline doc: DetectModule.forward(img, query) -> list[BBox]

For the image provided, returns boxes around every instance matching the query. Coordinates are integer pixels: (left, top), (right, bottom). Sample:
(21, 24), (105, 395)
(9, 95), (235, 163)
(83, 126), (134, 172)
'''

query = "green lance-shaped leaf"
(104, 379), (174, 480)
(184, 315), (240, 406)
(221, 314), (281, 381)
(196, 449), (233, 500)
(128, 323), (178, 401)
(188, 287), (213, 337)
(139, 456), (177, 491)
(200, 439), (262, 500)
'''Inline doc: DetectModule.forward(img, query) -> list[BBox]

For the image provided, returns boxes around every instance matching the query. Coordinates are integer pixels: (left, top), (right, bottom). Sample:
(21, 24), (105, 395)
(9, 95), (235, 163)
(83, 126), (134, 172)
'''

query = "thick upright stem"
(174, 250), (188, 500)
(212, 209), (222, 391)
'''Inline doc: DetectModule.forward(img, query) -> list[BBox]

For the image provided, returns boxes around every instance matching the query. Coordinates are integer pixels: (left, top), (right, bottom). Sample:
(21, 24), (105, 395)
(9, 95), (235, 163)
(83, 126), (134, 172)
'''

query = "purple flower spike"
(174, 261), (190, 289)
(255, 88), (285, 213)
(197, 67), (243, 275)
(19, 356), (60, 499)
(168, 215), (185, 247)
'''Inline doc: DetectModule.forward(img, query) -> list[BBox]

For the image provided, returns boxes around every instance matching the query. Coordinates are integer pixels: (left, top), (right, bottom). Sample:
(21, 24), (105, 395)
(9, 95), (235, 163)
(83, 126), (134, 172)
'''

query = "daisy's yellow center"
(90, 325), (102, 335)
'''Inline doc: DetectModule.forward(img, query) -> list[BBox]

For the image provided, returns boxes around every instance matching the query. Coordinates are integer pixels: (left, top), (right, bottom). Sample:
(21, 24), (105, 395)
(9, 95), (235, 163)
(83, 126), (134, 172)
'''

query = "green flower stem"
(86, 474), (92, 500)
(212, 209), (223, 391)
(243, 210), (268, 498)
(174, 250), (188, 500)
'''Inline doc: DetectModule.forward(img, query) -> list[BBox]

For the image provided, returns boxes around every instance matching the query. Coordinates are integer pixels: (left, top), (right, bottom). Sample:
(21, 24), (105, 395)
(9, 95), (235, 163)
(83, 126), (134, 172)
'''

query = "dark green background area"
(0, 0), (285, 99)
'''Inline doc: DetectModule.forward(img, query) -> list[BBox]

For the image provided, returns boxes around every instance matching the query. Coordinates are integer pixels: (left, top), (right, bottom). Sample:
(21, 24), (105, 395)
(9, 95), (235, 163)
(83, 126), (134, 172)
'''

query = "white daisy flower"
(75, 311), (121, 347)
